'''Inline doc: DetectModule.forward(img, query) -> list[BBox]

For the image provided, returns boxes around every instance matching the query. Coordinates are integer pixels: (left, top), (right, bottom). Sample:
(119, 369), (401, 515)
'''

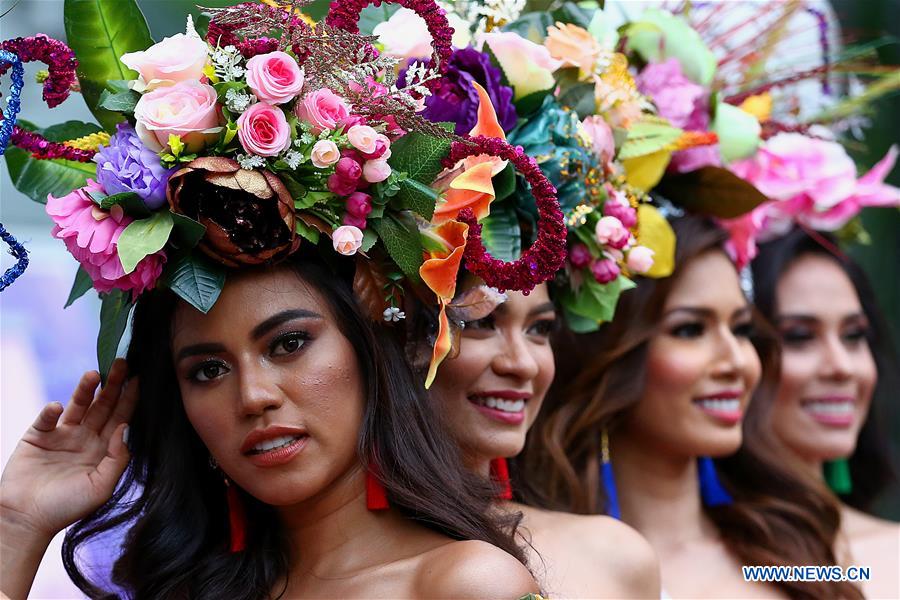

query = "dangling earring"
(824, 458), (853, 495)
(366, 462), (389, 511)
(490, 457), (513, 500)
(224, 477), (247, 552)
(600, 429), (621, 519)
(697, 456), (733, 507)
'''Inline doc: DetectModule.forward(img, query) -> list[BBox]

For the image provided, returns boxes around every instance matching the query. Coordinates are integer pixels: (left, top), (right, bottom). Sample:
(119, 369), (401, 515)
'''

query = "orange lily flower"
(419, 219), (469, 388)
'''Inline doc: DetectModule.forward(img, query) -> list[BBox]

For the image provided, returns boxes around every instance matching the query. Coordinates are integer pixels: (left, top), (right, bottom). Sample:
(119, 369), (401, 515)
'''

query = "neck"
(610, 432), (716, 548)
(278, 466), (413, 577)
(468, 454), (492, 479)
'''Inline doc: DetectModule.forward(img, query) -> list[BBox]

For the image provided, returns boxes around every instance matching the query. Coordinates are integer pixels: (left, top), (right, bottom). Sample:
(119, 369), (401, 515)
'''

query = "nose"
(237, 363), (285, 417)
(491, 330), (540, 382)
(711, 325), (749, 380)
(819, 332), (853, 382)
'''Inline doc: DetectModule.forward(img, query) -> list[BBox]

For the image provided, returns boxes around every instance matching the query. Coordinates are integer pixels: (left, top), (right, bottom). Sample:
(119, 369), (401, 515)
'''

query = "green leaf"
(65, 266), (94, 308)
(295, 219), (321, 245)
(98, 88), (141, 113)
(514, 88), (554, 118)
(371, 213), (424, 283)
(561, 275), (633, 326)
(492, 163), (517, 202)
(556, 80), (596, 120)
(64, 0), (154, 131)
(170, 213), (206, 249)
(117, 211), (174, 274)
(480, 202), (522, 262)
(712, 103), (761, 163)
(624, 9), (716, 86)
(4, 120), (101, 204)
(97, 290), (132, 383)
(388, 127), (453, 218)
(504, 11), (554, 43)
(396, 178), (441, 218)
(655, 166), (769, 219)
(163, 252), (226, 314)
(361, 226), (378, 252)
(618, 119), (684, 160)
(99, 192), (152, 218)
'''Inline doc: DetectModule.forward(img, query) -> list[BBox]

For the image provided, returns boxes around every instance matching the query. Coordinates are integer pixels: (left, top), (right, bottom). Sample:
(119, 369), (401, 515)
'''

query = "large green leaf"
(65, 266), (94, 308)
(4, 120), (101, 204)
(163, 252), (226, 314)
(655, 167), (769, 219)
(560, 275), (635, 328)
(618, 119), (684, 160)
(388, 127), (453, 219)
(372, 213), (424, 284)
(64, 0), (154, 131)
(97, 290), (133, 382)
(117, 211), (174, 274)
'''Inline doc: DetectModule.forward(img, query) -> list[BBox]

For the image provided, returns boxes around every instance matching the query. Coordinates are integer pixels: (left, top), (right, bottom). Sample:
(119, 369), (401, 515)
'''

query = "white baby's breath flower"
(383, 306), (406, 322)
(283, 149), (304, 170)
(225, 88), (253, 113)
(236, 153), (266, 170)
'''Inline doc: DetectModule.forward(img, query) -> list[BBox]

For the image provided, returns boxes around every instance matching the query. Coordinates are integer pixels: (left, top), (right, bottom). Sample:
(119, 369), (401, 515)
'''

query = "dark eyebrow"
(732, 306), (752, 320)
(250, 309), (323, 341)
(664, 306), (714, 319)
(529, 302), (557, 317)
(174, 309), (323, 364)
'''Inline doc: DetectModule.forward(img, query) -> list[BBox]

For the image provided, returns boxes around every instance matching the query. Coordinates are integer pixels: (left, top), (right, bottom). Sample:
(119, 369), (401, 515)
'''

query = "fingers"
(59, 370), (101, 426)
(94, 423), (131, 499)
(31, 402), (64, 433)
(82, 359), (128, 433)
(100, 375), (139, 442)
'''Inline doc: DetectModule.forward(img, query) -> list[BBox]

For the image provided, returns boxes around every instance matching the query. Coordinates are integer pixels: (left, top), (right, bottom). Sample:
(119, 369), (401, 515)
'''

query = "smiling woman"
(0, 255), (541, 599)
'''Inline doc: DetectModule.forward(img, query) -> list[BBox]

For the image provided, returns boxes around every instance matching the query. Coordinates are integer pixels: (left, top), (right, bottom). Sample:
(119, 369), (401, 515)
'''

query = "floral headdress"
(0, 0), (568, 387)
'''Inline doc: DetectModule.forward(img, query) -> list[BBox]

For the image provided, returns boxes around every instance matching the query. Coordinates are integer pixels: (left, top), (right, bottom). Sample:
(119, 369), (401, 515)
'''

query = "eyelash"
(781, 327), (869, 346)
(669, 321), (754, 339)
(186, 331), (310, 383)
(464, 316), (557, 337)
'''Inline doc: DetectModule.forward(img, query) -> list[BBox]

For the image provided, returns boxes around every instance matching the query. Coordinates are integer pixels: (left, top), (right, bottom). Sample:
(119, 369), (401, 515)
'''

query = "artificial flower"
(134, 80), (219, 152)
(120, 32), (209, 91)
(245, 50), (305, 104)
(94, 123), (175, 210)
(236, 102), (292, 157)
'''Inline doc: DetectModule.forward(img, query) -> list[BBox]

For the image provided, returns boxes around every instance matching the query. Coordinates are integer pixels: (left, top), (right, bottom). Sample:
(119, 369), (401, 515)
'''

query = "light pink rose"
(595, 216), (629, 249)
(121, 33), (209, 91)
(363, 159), (392, 183)
(295, 89), (351, 134)
(373, 7), (434, 61)
(46, 179), (165, 295)
(236, 102), (291, 157)
(332, 225), (364, 255)
(481, 31), (563, 99)
(626, 245), (655, 274)
(245, 51), (305, 104)
(581, 116), (615, 167)
(134, 80), (220, 152)
(310, 140), (340, 168)
(347, 125), (378, 154)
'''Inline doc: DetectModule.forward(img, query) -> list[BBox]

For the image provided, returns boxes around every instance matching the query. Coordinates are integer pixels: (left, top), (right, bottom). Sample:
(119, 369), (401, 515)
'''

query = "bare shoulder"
(523, 508), (660, 598)
(414, 539), (539, 600)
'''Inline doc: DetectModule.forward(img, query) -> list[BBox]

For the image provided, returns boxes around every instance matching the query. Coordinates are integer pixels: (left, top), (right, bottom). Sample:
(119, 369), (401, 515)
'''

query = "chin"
(693, 429), (744, 458)
(802, 434), (858, 463)
(471, 432), (526, 462)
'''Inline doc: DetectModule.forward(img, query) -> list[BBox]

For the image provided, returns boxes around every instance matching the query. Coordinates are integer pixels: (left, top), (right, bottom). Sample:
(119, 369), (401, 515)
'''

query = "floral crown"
(0, 0), (568, 387)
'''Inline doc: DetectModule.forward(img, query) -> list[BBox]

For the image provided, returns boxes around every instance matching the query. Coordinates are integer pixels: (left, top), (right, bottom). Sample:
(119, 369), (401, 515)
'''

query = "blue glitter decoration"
(0, 223), (29, 291)
(0, 48), (25, 154)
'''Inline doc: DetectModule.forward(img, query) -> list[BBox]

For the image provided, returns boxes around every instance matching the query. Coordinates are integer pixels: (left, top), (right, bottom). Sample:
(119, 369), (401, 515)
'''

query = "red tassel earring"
(490, 457), (513, 500)
(225, 478), (247, 552)
(366, 463), (389, 511)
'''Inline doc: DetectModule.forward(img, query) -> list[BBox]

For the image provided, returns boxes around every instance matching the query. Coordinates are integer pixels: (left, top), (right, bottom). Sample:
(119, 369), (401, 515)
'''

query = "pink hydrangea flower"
(46, 179), (165, 295)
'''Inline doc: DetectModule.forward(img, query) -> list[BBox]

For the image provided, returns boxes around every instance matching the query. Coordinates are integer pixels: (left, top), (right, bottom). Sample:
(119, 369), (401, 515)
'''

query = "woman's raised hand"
(0, 358), (137, 539)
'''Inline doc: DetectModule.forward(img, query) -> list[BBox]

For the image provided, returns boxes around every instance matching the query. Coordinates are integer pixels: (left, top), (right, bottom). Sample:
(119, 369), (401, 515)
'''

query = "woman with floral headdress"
(0, 2), (573, 597)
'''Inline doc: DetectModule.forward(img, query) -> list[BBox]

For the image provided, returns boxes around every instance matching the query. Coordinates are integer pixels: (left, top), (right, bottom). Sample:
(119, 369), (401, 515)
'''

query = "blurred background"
(1, 0), (897, 597)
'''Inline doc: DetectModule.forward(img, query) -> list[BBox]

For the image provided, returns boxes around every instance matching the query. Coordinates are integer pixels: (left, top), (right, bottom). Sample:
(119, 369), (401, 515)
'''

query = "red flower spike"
(326, 0), (454, 87)
(444, 136), (567, 294)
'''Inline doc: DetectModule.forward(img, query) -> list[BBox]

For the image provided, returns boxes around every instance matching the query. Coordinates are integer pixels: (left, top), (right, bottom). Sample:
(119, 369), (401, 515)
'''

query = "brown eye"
(733, 322), (755, 338)
(781, 327), (814, 345)
(191, 361), (229, 382)
(270, 332), (309, 357)
(671, 322), (704, 338)
(527, 318), (556, 337)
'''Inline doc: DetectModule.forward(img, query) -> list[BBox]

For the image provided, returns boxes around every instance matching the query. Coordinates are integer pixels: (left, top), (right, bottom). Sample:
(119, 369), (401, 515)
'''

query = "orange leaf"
(420, 220), (468, 301)
(425, 303), (452, 389)
(433, 161), (496, 223)
(469, 82), (506, 140)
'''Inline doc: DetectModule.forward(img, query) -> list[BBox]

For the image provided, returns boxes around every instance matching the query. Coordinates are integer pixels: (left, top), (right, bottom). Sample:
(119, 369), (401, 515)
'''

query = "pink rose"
(581, 116), (615, 168)
(595, 216), (629, 249)
(134, 80), (219, 152)
(362, 134), (391, 160)
(332, 225), (364, 255)
(626, 246), (655, 274)
(236, 102), (291, 157)
(121, 33), (209, 91)
(245, 51), (305, 104)
(373, 7), (435, 61)
(346, 192), (373, 218)
(296, 88), (351, 134)
(569, 243), (591, 269)
(603, 192), (637, 229)
(347, 125), (378, 154)
(335, 156), (363, 181)
(343, 214), (368, 229)
(591, 258), (620, 284)
(46, 179), (165, 295)
(363, 159), (392, 183)
(310, 140), (340, 168)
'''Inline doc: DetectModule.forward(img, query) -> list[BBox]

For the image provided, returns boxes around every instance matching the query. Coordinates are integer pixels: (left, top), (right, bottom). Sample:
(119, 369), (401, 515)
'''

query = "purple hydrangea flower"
(94, 123), (175, 210)
(401, 48), (517, 135)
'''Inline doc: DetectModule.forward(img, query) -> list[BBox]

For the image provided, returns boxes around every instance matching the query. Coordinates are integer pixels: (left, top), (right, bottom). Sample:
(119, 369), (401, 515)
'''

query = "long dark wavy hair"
(61, 253), (528, 599)
(523, 215), (863, 599)
(752, 227), (899, 512)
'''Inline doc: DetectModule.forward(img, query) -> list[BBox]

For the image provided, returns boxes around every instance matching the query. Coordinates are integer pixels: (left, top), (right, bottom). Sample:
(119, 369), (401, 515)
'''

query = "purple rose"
(94, 123), (175, 209)
(401, 48), (517, 135)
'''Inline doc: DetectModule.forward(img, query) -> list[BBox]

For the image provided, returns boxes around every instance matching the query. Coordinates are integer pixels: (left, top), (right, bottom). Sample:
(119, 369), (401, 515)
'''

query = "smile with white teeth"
(802, 401), (854, 415)
(248, 435), (303, 455)
(695, 398), (741, 412)
(470, 396), (526, 413)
